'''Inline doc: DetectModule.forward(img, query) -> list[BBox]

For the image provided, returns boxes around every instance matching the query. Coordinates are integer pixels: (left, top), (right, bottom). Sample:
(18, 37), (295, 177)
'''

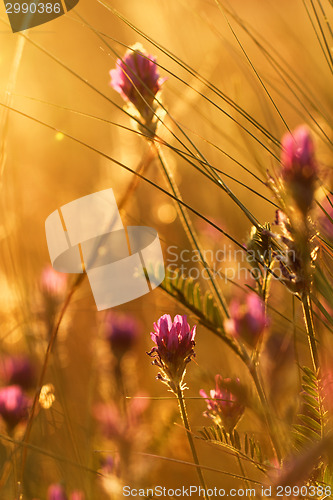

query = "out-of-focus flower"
(47, 485), (84, 500)
(281, 126), (318, 214)
(99, 455), (122, 496)
(200, 375), (245, 433)
(110, 43), (166, 133)
(225, 293), (268, 348)
(0, 385), (30, 430)
(94, 403), (123, 441)
(94, 395), (148, 442)
(100, 455), (120, 476)
(318, 195), (333, 240)
(40, 265), (68, 300)
(0, 355), (36, 390)
(47, 484), (67, 500)
(147, 314), (196, 391)
(69, 491), (85, 500)
(104, 312), (139, 359)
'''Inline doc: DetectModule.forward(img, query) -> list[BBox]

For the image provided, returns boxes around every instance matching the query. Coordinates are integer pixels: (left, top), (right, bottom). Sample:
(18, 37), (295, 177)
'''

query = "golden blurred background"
(0, 0), (331, 497)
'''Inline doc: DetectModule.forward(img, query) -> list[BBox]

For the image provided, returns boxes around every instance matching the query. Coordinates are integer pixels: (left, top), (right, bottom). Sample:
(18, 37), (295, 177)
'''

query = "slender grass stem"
(176, 387), (210, 500)
(241, 344), (282, 464)
(252, 368), (282, 463)
(152, 142), (229, 319)
(18, 274), (84, 491)
(301, 292), (319, 372)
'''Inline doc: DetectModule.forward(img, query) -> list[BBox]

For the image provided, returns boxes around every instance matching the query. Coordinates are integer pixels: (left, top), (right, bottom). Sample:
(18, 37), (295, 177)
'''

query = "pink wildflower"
(147, 314), (196, 391)
(110, 43), (166, 133)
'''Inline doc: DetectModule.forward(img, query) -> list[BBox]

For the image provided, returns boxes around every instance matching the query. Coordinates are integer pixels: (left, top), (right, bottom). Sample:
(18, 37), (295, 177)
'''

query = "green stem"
(176, 387), (210, 500)
(301, 292), (319, 372)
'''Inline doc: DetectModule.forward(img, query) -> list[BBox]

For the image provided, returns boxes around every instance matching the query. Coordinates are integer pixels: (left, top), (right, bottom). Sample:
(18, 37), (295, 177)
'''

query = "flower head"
(0, 355), (36, 390)
(147, 314), (196, 391)
(104, 312), (139, 359)
(200, 375), (245, 433)
(110, 43), (166, 133)
(0, 385), (30, 430)
(281, 126), (318, 214)
(225, 293), (268, 348)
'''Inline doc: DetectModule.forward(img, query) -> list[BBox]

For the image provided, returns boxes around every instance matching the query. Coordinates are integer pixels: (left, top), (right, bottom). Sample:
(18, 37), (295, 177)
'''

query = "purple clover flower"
(281, 126), (318, 214)
(147, 314), (196, 391)
(200, 375), (245, 433)
(110, 43), (166, 132)
(225, 293), (268, 349)
(0, 385), (30, 430)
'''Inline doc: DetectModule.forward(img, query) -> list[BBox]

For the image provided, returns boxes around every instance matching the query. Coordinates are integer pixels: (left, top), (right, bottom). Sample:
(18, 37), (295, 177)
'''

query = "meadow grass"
(0, 0), (332, 498)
